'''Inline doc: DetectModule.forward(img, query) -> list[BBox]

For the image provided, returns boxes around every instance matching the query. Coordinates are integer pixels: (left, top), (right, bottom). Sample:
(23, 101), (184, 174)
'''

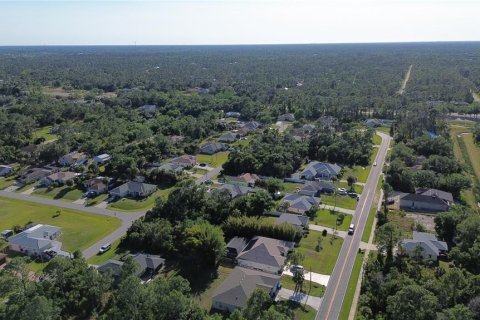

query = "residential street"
(315, 131), (391, 320)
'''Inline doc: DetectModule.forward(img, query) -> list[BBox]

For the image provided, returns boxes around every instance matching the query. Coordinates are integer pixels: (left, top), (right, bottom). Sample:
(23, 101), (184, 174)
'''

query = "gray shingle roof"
(8, 224), (61, 251)
(237, 236), (294, 268)
(301, 161), (341, 180)
(416, 188), (453, 203)
(212, 267), (279, 309)
(275, 213), (309, 228)
(216, 184), (252, 199)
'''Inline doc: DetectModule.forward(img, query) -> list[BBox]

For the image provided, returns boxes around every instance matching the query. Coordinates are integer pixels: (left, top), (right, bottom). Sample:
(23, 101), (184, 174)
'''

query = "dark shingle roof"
(275, 213), (309, 228)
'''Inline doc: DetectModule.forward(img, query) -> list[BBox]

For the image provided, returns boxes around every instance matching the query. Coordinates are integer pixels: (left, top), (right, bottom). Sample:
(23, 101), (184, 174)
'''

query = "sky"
(0, 0), (479, 46)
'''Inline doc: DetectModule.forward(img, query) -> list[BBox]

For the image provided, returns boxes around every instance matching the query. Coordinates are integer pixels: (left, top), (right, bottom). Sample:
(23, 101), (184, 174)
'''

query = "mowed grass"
(281, 275), (325, 297)
(196, 151), (230, 168)
(372, 133), (382, 145)
(15, 181), (40, 193)
(298, 230), (343, 275)
(274, 300), (317, 320)
(194, 265), (234, 310)
(321, 194), (357, 210)
(107, 185), (175, 212)
(342, 147), (379, 183)
(33, 186), (83, 202)
(314, 209), (353, 231)
(338, 251), (365, 320)
(0, 197), (121, 252)
(87, 239), (128, 265)
(0, 176), (16, 190)
(32, 126), (58, 142)
(85, 193), (108, 207)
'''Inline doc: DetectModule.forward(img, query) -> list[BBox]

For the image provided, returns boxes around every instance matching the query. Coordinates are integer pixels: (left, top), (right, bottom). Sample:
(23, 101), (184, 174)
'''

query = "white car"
(373, 161), (377, 166)
(348, 224), (355, 235)
(98, 243), (112, 254)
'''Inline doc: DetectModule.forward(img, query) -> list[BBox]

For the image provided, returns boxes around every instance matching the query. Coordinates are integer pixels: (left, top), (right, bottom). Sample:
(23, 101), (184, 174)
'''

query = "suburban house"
(171, 155), (197, 168)
(109, 181), (157, 199)
(280, 193), (320, 214)
(97, 253), (165, 279)
(84, 176), (110, 195)
(149, 162), (184, 175)
(301, 124), (316, 133)
(299, 181), (336, 197)
(8, 224), (61, 257)
(41, 171), (78, 186)
(236, 236), (295, 274)
(224, 173), (259, 187)
(216, 184), (253, 199)
(18, 168), (52, 185)
(59, 151), (88, 166)
(236, 121), (261, 134)
(94, 153), (112, 165)
(277, 113), (295, 122)
(225, 111), (241, 118)
(0, 165), (13, 177)
(400, 231), (448, 260)
(199, 143), (228, 155)
(275, 213), (309, 232)
(212, 267), (281, 313)
(399, 188), (453, 212)
(225, 236), (250, 259)
(364, 118), (384, 128)
(219, 132), (240, 143)
(300, 161), (342, 181)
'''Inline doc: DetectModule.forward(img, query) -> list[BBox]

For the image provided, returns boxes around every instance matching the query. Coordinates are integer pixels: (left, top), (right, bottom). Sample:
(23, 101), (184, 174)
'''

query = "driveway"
(195, 166), (223, 185)
(283, 269), (330, 287)
(95, 200), (109, 209)
(73, 198), (87, 205)
(309, 224), (347, 238)
(21, 187), (37, 195)
(4, 183), (22, 192)
(277, 288), (322, 309)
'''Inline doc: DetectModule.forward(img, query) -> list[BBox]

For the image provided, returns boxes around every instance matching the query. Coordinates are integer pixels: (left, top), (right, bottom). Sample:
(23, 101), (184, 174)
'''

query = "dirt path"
(398, 64), (412, 95)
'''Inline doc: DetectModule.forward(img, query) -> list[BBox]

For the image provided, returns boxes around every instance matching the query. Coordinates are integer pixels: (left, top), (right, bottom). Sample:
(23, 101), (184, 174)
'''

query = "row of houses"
(59, 151), (111, 167)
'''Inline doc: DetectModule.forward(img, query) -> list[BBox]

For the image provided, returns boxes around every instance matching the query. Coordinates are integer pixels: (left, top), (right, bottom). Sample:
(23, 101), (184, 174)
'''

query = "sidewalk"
(320, 204), (355, 215)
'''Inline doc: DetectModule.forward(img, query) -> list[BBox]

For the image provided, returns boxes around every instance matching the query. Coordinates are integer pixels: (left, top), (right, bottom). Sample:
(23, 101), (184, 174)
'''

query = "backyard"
(32, 126), (59, 142)
(196, 151), (230, 168)
(297, 230), (343, 275)
(0, 197), (121, 252)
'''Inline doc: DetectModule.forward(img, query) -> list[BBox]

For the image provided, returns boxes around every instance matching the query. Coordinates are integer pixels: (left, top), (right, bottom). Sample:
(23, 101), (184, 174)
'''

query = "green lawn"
(86, 239), (128, 265)
(281, 275), (325, 297)
(342, 146), (379, 183)
(107, 185), (175, 212)
(314, 209), (353, 231)
(297, 230), (343, 275)
(372, 133), (382, 145)
(33, 185), (84, 202)
(339, 251), (365, 320)
(0, 197), (121, 252)
(361, 207), (377, 243)
(85, 193), (109, 207)
(321, 194), (357, 210)
(0, 176), (16, 190)
(281, 182), (303, 193)
(274, 300), (317, 320)
(33, 126), (58, 142)
(375, 127), (391, 135)
(194, 265), (234, 310)
(196, 151), (230, 168)
(14, 181), (40, 193)
(189, 167), (208, 175)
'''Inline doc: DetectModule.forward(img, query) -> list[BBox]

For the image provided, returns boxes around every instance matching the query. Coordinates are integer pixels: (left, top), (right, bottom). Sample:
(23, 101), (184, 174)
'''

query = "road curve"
(315, 131), (391, 320)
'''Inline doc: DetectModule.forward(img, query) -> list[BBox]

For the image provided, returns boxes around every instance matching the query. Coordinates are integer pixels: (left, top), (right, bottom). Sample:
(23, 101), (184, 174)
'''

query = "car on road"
(98, 244), (112, 254)
(373, 161), (377, 166)
(348, 224), (355, 235)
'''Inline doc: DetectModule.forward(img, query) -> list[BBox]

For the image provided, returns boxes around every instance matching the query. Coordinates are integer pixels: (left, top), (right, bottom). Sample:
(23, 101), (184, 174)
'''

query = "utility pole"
(304, 264), (312, 308)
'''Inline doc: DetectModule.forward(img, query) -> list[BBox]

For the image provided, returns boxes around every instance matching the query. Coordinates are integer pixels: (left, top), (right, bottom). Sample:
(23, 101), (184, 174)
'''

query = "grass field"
(281, 275), (325, 297)
(321, 194), (357, 210)
(298, 230), (343, 275)
(0, 176), (16, 190)
(107, 185), (175, 211)
(0, 197), (121, 252)
(338, 251), (365, 320)
(314, 209), (353, 231)
(196, 151), (230, 168)
(32, 126), (58, 142)
(33, 185), (84, 202)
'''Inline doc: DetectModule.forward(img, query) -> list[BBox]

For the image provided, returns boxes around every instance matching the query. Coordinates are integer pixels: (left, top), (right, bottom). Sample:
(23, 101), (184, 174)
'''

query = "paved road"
(315, 131), (391, 320)
(0, 190), (146, 259)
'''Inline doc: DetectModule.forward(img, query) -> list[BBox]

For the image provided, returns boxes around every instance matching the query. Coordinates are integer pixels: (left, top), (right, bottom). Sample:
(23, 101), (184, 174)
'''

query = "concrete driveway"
(277, 288), (322, 309)
(73, 198), (87, 205)
(309, 224), (348, 238)
(283, 269), (330, 287)
(21, 187), (37, 195)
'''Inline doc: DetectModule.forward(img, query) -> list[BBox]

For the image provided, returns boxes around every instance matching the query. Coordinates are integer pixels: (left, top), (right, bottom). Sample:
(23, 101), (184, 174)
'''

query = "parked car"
(337, 188), (347, 195)
(291, 265), (304, 273)
(83, 191), (96, 198)
(348, 224), (355, 235)
(98, 244), (112, 254)
(347, 192), (358, 198)
(199, 163), (207, 167)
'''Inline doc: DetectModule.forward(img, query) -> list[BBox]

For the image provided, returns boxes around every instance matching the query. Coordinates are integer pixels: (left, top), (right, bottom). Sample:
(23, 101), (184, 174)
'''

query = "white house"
(8, 224), (61, 257)
(236, 236), (295, 274)
(400, 232), (448, 260)
(94, 153), (112, 165)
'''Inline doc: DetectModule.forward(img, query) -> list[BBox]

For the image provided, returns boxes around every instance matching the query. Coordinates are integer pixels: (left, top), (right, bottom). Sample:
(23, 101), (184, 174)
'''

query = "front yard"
(32, 185), (84, 202)
(281, 275), (325, 297)
(321, 194), (358, 210)
(107, 185), (175, 212)
(314, 209), (353, 231)
(196, 151), (230, 168)
(0, 197), (121, 252)
(297, 230), (343, 275)
(0, 176), (16, 190)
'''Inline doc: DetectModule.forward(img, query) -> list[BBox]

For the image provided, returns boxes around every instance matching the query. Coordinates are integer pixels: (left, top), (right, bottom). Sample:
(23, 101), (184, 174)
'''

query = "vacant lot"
(0, 197), (121, 252)
(298, 230), (343, 275)
(196, 151), (230, 168)
(314, 209), (353, 231)
(33, 185), (83, 202)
